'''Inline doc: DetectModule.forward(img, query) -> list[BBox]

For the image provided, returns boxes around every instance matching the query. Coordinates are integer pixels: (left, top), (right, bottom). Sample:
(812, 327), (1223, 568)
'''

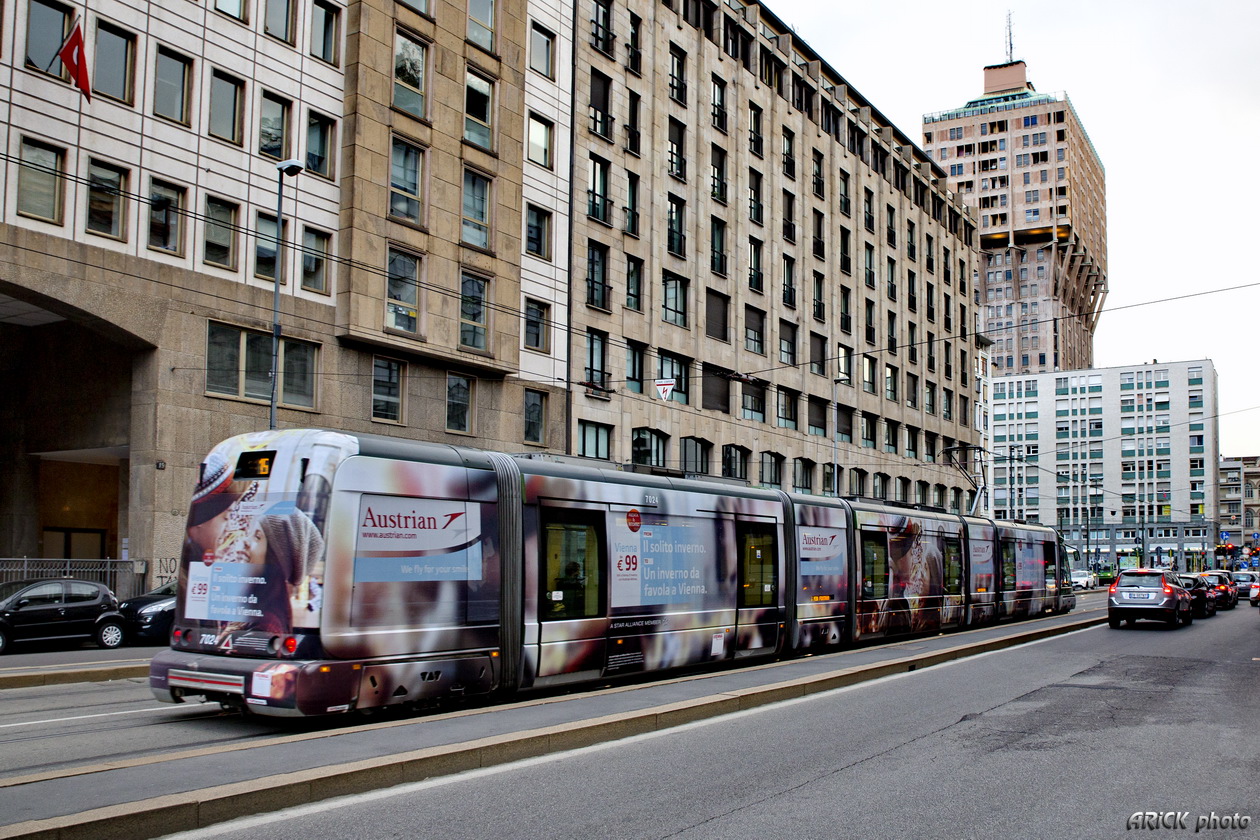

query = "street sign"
(1253, 532), (1259, 541)
(654, 378), (676, 401)
(1221, 531), (1230, 541)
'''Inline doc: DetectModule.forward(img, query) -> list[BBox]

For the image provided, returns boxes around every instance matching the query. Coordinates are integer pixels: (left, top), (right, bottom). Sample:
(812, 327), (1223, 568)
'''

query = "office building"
(922, 60), (1106, 377)
(991, 360), (1219, 570)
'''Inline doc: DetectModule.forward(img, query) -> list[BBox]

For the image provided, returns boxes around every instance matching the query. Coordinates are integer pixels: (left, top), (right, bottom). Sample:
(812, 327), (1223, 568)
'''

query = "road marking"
(0, 706), (180, 730)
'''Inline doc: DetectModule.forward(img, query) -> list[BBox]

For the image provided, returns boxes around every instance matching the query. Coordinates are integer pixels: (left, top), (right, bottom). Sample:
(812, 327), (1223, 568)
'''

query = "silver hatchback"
(1107, 569), (1192, 628)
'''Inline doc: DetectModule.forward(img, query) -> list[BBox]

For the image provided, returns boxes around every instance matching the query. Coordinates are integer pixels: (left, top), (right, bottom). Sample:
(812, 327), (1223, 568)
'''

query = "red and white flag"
(57, 20), (91, 101)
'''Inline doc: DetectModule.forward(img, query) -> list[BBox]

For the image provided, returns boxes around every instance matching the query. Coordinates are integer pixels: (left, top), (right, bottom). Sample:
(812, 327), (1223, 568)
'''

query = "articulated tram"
(150, 429), (1072, 717)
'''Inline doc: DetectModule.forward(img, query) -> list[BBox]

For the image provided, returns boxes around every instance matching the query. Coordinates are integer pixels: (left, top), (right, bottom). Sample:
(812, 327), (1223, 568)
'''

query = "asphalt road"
(152, 597), (1260, 840)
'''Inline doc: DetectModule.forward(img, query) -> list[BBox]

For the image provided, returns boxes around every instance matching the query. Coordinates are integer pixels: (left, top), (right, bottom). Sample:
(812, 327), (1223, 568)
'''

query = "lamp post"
(270, 159), (304, 431)
(831, 373), (851, 496)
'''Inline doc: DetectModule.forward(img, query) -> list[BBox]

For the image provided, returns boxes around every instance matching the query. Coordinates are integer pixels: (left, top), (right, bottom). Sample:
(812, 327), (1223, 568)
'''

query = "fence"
(0, 559), (145, 598)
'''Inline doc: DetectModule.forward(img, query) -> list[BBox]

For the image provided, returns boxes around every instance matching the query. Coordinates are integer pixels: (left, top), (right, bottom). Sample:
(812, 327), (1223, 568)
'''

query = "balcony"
(590, 107), (614, 140)
(669, 77), (687, 103)
(749, 199), (764, 225)
(667, 228), (686, 256)
(668, 150), (687, 181)
(864, 268), (876, 289)
(748, 267), (763, 292)
(813, 299), (825, 320)
(782, 285), (797, 308)
(838, 195), (851, 216)
(711, 177), (728, 203)
(864, 325), (876, 345)
(812, 237), (825, 259)
(839, 253), (852, 274)
(586, 191), (612, 224)
(711, 251), (727, 276)
(863, 211), (875, 232)
(839, 312), (852, 333)
(712, 106), (728, 133)
(812, 174), (825, 196)
(783, 156), (796, 179)
(590, 20), (615, 56)
(782, 220), (796, 242)
(625, 44), (642, 75)
(623, 125), (641, 156)
(623, 206), (639, 236)
(886, 227), (896, 248)
(749, 132), (763, 157)
(586, 278), (612, 310)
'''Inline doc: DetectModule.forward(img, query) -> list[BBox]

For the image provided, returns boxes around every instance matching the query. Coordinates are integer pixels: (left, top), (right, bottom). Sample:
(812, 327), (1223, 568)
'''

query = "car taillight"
(1109, 582), (1117, 594)
(283, 636), (298, 654)
(1164, 584), (1173, 595)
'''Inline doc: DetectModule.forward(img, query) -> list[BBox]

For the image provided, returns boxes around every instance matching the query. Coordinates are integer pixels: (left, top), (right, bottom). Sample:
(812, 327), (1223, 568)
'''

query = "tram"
(150, 429), (1072, 717)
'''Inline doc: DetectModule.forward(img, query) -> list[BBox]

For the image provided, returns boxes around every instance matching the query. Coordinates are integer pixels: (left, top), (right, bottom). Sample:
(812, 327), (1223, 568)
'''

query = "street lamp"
(269, 158), (304, 431)
(831, 373), (851, 496)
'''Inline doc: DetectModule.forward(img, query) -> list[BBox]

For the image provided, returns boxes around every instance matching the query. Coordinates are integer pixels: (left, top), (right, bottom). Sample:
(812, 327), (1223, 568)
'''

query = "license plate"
(1127, 592), (1153, 600)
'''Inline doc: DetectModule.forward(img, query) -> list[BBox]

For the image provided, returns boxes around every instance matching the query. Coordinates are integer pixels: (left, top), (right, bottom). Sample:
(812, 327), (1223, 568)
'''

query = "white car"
(1070, 570), (1096, 590)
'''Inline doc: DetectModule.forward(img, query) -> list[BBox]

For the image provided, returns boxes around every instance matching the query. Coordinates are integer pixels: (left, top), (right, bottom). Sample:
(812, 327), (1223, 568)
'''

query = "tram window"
(942, 537), (963, 595)
(1001, 539), (1016, 589)
(861, 532), (888, 599)
(737, 523), (778, 608)
(541, 511), (605, 620)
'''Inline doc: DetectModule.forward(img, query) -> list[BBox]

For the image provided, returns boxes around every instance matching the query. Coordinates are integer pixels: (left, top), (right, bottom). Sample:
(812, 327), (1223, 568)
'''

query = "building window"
(591, 0), (615, 55)
(16, 138), (64, 223)
(760, 452), (783, 488)
(587, 155), (611, 222)
(206, 322), (316, 407)
(86, 160), (128, 239)
(578, 420), (611, 459)
(524, 299), (550, 352)
(524, 390), (546, 443)
(467, 0), (494, 51)
(301, 227), (331, 292)
(527, 113), (553, 167)
(776, 389), (798, 430)
(586, 240), (610, 309)
(745, 306), (765, 354)
(386, 247), (421, 334)
(460, 272), (489, 350)
(208, 70), (244, 144)
(390, 137), (423, 223)
(681, 437), (710, 475)
(624, 171), (640, 235)
(254, 212), (285, 280)
(26, 0), (69, 77)
(632, 428), (668, 467)
(620, 255), (641, 310)
(306, 111), (336, 178)
(464, 70), (494, 149)
(662, 271), (688, 327)
(398, 0), (429, 13)
(779, 321), (797, 366)
(259, 92), (290, 159)
(668, 44), (687, 102)
(93, 22), (135, 103)
(446, 373), (474, 432)
(311, 0), (339, 64)
(461, 170), (491, 248)
(525, 204), (551, 259)
(584, 329), (609, 390)
(147, 180), (184, 254)
(742, 382), (766, 422)
(666, 194), (686, 255)
(722, 445), (749, 480)
(203, 196), (238, 268)
(658, 352), (689, 404)
(530, 23), (555, 78)
(264, 0), (293, 43)
(372, 357), (404, 422)
(213, 0), (245, 21)
(625, 342), (645, 393)
(153, 48), (192, 123)
(394, 32), (427, 119)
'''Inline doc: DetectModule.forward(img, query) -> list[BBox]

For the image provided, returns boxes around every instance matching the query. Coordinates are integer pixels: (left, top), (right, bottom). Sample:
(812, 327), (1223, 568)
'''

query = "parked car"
(1176, 574), (1218, 618)
(0, 578), (125, 654)
(1250, 580), (1259, 608)
(1108, 569), (1192, 628)
(1070, 570), (1095, 590)
(119, 579), (177, 644)
(1200, 571), (1239, 609)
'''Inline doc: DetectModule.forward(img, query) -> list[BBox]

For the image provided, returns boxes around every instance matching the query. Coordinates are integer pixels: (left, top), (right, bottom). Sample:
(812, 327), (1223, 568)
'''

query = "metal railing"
(0, 558), (144, 598)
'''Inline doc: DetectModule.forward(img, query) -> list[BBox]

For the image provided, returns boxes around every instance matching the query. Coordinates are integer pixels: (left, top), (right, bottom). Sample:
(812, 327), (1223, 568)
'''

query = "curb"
(0, 666), (149, 691)
(0, 614), (1106, 840)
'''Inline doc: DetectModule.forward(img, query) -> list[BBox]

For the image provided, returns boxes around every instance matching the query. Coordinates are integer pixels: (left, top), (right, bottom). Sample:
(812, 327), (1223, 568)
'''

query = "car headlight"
(140, 598), (176, 615)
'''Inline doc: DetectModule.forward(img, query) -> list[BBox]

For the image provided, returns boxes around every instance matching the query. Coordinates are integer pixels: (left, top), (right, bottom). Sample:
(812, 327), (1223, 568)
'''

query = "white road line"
(0, 706), (185, 729)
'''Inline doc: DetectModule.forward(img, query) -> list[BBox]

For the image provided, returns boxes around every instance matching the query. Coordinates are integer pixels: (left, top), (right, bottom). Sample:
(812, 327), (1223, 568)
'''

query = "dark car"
(119, 579), (177, 644)
(1176, 574), (1218, 618)
(0, 578), (125, 654)
(1108, 569), (1192, 628)
(1200, 571), (1239, 609)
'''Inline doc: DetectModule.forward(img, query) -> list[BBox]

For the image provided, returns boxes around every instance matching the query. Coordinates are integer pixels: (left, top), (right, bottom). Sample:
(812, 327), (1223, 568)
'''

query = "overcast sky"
(765, 0), (1260, 457)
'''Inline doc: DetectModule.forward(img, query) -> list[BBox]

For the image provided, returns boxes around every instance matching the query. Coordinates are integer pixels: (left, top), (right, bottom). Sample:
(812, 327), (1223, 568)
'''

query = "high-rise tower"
(922, 61), (1106, 376)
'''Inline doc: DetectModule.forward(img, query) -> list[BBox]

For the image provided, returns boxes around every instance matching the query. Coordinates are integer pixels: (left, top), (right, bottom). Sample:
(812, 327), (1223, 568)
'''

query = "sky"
(764, 0), (1260, 456)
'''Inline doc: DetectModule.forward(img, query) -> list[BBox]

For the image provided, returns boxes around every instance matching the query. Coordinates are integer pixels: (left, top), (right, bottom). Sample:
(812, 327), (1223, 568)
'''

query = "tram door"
(536, 507), (607, 682)
(735, 521), (780, 656)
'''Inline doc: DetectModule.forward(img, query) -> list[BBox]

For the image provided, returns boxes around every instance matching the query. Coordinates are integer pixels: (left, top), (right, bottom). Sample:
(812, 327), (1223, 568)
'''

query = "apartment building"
(922, 60), (1107, 377)
(991, 360), (1219, 571)
(0, 0), (566, 582)
(562, 0), (986, 511)
(1217, 457), (1260, 557)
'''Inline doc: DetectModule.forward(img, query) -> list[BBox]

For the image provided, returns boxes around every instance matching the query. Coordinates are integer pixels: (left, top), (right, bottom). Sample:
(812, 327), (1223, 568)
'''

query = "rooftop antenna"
(1005, 11), (1014, 63)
